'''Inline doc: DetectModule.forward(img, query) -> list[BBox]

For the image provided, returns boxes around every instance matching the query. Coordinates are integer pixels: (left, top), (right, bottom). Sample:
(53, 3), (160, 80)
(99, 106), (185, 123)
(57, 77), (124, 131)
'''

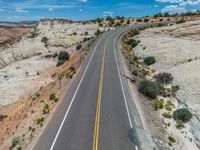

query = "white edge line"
(48, 34), (106, 150)
(114, 34), (133, 128)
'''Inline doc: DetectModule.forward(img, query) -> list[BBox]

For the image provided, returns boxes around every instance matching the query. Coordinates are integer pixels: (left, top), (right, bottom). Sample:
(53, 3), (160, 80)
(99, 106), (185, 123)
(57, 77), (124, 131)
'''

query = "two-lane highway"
(33, 26), (141, 150)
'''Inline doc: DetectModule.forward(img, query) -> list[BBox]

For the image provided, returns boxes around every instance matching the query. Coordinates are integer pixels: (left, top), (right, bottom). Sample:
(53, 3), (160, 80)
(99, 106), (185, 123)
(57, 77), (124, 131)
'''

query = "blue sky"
(0, 0), (200, 21)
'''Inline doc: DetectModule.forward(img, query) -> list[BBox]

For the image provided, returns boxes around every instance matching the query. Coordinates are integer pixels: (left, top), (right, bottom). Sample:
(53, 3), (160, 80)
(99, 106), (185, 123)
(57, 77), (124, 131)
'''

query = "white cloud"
(79, 9), (83, 11)
(156, 0), (200, 14)
(103, 11), (114, 17)
(0, 8), (4, 11)
(161, 5), (187, 13)
(15, 8), (29, 13)
(48, 8), (54, 11)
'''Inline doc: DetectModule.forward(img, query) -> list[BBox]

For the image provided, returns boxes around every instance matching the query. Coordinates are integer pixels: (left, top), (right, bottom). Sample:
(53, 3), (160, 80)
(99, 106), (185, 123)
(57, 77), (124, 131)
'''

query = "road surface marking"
(113, 35), (133, 128)
(49, 34), (107, 150)
(92, 38), (109, 150)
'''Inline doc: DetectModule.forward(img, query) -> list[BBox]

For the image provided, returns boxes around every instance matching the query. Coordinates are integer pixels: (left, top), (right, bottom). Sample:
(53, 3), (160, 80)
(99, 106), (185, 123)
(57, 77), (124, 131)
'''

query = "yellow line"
(92, 38), (109, 150)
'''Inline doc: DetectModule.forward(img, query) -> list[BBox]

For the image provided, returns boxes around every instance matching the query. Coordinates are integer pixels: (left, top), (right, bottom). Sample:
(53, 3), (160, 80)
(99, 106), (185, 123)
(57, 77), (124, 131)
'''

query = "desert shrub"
(76, 44), (82, 50)
(136, 18), (143, 22)
(131, 29), (140, 36)
(32, 91), (40, 100)
(95, 29), (101, 36)
(168, 136), (176, 143)
(127, 39), (140, 48)
(173, 108), (192, 123)
(41, 37), (48, 45)
(10, 137), (20, 149)
(155, 72), (173, 85)
(143, 56), (156, 66)
(85, 31), (88, 35)
(58, 51), (70, 62)
(0, 114), (7, 121)
(73, 32), (77, 35)
(138, 80), (159, 99)
(144, 18), (150, 22)
(153, 99), (164, 110)
(36, 116), (44, 125)
(127, 19), (130, 24)
(66, 67), (76, 79)
(159, 18), (163, 22)
(17, 147), (22, 150)
(162, 112), (172, 118)
(172, 85), (180, 96)
(176, 19), (185, 24)
(165, 104), (172, 111)
(176, 120), (184, 129)
(49, 93), (59, 102)
(43, 104), (50, 114)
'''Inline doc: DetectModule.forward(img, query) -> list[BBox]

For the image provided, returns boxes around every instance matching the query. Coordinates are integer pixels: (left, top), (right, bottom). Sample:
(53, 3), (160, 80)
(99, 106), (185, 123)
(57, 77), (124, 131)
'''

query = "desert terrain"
(134, 20), (200, 148)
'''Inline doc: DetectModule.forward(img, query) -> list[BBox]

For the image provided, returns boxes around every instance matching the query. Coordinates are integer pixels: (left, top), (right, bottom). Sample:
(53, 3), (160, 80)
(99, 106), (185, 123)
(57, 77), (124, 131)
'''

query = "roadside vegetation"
(121, 24), (194, 148)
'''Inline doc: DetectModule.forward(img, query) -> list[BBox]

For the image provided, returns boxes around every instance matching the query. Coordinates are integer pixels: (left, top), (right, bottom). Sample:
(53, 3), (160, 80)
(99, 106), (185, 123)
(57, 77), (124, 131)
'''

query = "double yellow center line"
(92, 38), (109, 150)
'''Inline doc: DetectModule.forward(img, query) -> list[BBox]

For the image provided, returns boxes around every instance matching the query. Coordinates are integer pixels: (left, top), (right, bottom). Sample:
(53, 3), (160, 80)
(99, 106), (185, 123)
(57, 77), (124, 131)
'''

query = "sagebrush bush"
(173, 108), (192, 123)
(58, 51), (70, 61)
(76, 44), (82, 50)
(138, 80), (159, 99)
(155, 72), (173, 85)
(143, 56), (156, 66)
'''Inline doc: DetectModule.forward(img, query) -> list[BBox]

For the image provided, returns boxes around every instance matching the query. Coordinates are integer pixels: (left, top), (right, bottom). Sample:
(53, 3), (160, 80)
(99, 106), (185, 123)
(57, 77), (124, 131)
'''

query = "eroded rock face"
(135, 20), (200, 146)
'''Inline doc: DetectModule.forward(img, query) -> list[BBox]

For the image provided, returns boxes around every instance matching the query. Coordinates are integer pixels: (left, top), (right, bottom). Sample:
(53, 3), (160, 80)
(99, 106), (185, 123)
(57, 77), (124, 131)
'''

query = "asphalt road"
(32, 24), (151, 150)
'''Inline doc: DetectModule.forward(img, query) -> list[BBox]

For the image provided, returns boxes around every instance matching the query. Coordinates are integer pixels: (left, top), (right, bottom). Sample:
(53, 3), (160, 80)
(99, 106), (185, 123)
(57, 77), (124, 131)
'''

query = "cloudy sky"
(0, 0), (199, 21)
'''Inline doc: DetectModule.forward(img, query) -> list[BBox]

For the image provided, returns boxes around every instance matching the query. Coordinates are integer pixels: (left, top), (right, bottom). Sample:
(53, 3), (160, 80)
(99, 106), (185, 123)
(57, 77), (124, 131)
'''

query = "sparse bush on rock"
(155, 72), (173, 85)
(173, 108), (192, 123)
(138, 80), (159, 99)
(143, 56), (156, 66)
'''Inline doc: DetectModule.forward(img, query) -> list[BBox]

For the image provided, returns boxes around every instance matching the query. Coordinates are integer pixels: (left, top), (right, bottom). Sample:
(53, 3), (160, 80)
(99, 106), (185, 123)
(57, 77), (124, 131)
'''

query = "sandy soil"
(134, 20), (200, 148)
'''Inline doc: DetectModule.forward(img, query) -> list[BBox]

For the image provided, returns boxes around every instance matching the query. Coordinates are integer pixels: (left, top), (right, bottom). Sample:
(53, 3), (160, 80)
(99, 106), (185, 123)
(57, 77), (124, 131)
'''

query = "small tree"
(155, 72), (173, 85)
(138, 80), (160, 99)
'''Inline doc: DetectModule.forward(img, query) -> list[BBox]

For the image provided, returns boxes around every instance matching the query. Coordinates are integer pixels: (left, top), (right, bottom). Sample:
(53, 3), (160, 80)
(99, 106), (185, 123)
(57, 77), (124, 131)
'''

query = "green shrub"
(176, 19), (185, 24)
(43, 104), (50, 114)
(73, 32), (77, 35)
(49, 93), (59, 102)
(165, 104), (172, 111)
(41, 37), (48, 45)
(138, 80), (159, 99)
(36, 116), (44, 125)
(143, 56), (156, 66)
(31, 91), (40, 100)
(173, 108), (192, 123)
(127, 39), (140, 48)
(76, 44), (82, 50)
(162, 112), (172, 118)
(10, 137), (20, 149)
(153, 99), (164, 110)
(58, 51), (70, 62)
(155, 72), (173, 85)
(66, 67), (76, 79)
(85, 31), (88, 35)
(176, 120), (184, 129)
(168, 136), (176, 143)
